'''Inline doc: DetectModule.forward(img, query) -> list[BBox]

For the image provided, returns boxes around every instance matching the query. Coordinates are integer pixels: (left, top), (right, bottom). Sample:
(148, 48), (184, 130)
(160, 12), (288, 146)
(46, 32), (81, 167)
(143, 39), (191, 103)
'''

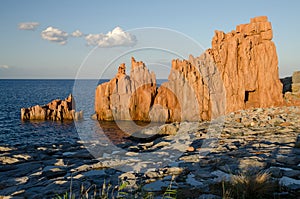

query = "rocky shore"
(1, 106), (300, 198)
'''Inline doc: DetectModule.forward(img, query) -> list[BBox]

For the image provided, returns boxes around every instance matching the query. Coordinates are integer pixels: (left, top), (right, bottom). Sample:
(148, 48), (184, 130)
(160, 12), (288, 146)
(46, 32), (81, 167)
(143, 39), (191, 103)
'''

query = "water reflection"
(98, 120), (164, 145)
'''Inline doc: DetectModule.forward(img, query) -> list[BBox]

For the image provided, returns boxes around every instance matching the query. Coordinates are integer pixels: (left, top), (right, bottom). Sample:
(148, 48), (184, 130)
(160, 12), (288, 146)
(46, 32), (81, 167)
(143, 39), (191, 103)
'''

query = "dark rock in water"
(21, 94), (83, 121)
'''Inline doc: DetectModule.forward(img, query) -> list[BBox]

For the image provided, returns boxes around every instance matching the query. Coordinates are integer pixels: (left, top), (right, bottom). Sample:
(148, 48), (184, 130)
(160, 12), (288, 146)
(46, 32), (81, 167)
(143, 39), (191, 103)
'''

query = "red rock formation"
(21, 94), (83, 121)
(208, 16), (283, 112)
(150, 52), (225, 122)
(94, 57), (156, 121)
(95, 16), (285, 122)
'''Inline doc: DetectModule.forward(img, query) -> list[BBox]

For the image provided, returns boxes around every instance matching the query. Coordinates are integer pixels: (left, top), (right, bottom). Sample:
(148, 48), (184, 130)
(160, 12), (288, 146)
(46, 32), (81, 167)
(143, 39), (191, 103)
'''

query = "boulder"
(21, 94), (83, 121)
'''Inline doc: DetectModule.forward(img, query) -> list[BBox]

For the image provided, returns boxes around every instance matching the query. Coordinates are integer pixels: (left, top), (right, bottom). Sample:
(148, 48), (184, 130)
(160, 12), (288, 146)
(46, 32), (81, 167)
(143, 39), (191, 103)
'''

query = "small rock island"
(21, 94), (83, 121)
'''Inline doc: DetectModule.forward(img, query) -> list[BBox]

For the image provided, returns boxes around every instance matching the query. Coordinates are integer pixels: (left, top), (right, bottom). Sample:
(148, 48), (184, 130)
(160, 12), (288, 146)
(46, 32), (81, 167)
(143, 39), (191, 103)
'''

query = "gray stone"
(145, 171), (160, 179)
(268, 167), (282, 178)
(211, 170), (231, 182)
(280, 176), (300, 190)
(198, 194), (222, 199)
(143, 180), (169, 192)
(283, 170), (300, 179)
(119, 172), (137, 190)
(82, 169), (106, 177)
(239, 158), (267, 170)
(42, 166), (67, 179)
(186, 174), (203, 186)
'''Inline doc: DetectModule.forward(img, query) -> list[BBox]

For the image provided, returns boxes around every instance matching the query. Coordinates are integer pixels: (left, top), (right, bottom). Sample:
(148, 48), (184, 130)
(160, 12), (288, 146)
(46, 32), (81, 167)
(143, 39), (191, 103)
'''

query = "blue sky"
(0, 0), (299, 78)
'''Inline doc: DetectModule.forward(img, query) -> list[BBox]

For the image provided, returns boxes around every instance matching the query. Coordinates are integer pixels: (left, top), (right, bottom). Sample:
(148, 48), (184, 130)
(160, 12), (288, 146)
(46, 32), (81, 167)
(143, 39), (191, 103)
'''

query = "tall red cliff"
(94, 57), (156, 121)
(94, 16), (285, 122)
(208, 16), (283, 113)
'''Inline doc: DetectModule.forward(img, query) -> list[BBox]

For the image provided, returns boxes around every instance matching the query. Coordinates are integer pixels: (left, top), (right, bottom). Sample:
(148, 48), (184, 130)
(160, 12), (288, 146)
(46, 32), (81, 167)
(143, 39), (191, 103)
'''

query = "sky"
(0, 0), (299, 79)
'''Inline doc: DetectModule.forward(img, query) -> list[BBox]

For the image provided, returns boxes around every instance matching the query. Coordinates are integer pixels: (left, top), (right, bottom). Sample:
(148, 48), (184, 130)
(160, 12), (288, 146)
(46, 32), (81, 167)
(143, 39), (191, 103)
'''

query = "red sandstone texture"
(208, 16), (283, 112)
(95, 57), (156, 121)
(94, 16), (297, 122)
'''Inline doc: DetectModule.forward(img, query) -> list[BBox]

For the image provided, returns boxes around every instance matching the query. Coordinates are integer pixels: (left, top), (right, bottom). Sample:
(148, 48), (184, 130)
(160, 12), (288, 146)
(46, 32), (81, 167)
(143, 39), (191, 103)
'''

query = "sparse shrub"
(223, 170), (278, 199)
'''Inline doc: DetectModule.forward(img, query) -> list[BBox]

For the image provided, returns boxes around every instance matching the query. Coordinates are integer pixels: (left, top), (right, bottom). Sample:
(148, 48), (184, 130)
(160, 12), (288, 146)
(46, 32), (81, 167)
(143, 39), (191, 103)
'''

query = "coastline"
(1, 106), (299, 198)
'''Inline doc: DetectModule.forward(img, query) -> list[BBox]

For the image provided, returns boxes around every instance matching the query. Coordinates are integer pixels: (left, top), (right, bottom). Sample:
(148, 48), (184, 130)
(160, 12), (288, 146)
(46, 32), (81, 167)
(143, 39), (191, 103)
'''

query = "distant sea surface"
(0, 79), (166, 147)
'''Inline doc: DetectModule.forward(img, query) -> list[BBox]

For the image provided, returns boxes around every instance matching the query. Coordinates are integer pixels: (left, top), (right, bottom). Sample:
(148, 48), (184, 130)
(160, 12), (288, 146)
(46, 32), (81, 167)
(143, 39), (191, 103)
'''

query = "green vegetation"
(53, 176), (177, 199)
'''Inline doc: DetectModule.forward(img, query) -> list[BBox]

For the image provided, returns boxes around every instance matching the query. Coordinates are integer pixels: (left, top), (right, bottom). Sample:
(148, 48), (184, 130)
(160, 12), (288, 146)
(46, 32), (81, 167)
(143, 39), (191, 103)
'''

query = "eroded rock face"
(95, 57), (156, 121)
(95, 16), (286, 122)
(208, 16), (283, 113)
(21, 94), (83, 121)
(150, 52), (225, 122)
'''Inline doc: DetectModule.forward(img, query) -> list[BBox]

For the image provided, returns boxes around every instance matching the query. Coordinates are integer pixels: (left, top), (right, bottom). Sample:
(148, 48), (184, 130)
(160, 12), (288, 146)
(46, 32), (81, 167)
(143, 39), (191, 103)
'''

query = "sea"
(0, 79), (166, 149)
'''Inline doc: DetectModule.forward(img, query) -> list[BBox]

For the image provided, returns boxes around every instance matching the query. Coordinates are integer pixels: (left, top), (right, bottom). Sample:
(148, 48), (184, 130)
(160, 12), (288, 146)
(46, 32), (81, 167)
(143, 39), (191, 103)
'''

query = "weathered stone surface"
(95, 57), (156, 121)
(95, 16), (285, 122)
(150, 52), (225, 122)
(21, 94), (83, 121)
(208, 16), (283, 113)
(2, 106), (300, 198)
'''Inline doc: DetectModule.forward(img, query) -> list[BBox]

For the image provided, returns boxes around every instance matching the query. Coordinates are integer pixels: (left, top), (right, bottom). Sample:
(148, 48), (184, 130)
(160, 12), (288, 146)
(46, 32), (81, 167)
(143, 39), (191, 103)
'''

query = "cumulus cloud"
(0, 65), (10, 69)
(85, 27), (137, 47)
(18, 22), (40, 31)
(41, 27), (68, 45)
(71, 30), (83, 37)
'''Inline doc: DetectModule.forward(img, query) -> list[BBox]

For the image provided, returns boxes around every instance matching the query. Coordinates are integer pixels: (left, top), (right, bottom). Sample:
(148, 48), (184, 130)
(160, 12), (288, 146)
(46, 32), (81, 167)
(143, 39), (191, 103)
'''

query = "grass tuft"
(223, 170), (278, 199)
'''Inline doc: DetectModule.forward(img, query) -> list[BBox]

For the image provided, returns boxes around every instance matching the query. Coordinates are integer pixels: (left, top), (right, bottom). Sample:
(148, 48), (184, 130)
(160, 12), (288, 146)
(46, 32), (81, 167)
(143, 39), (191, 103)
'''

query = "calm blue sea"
(0, 79), (166, 147)
(0, 79), (99, 147)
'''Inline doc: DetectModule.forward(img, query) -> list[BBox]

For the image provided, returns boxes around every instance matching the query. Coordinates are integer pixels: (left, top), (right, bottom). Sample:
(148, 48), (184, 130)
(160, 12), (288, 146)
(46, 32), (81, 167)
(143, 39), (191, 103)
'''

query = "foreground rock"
(2, 106), (300, 198)
(95, 16), (285, 122)
(21, 94), (83, 121)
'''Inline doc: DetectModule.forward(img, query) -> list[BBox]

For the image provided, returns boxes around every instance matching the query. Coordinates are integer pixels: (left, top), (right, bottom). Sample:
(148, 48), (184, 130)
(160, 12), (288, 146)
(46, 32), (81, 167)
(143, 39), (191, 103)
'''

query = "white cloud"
(0, 65), (10, 69)
(41, 27), (68, 45)
(18, 22), (40, 31)
(71, 30), (83, 37)
(85, 27), (137, 47)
